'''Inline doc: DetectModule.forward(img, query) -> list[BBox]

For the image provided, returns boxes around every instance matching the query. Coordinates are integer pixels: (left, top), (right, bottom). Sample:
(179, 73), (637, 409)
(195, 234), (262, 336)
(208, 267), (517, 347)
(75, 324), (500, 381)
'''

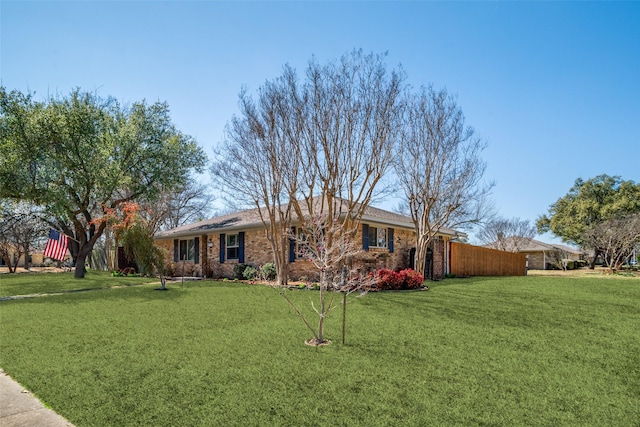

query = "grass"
(0, 270), (158, 297)
(0, 274), (639, 426)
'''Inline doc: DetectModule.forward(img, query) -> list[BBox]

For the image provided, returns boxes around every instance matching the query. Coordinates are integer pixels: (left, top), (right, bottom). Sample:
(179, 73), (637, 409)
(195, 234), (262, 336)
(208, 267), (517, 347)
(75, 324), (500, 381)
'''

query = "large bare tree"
(0, 201), (48, 272)
(477, 217), (536, 252)
(284, 51), (403, 345)
(212, 50), (404, 295)
(211, 66), (302, 286)
(290, 50), (403, 244)
(395, 85), (493, 276)
(139, 179), (214, 234)
(583, 213), (640, 270)
(212, 51), (403, 344)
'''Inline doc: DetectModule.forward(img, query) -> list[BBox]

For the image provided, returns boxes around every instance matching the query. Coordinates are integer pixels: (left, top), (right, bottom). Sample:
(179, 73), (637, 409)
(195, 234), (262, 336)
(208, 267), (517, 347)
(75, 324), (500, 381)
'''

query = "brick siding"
(155, 224), (431, 281)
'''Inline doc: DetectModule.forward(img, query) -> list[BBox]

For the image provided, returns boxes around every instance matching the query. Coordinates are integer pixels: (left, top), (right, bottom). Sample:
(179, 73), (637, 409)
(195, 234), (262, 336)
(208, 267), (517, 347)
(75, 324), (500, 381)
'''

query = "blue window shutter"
(219, 234), (225, 263)
(173, 239), (179, 262)
(362, 224), (369, 251)
(239, 232), (245, 264)
(289, 227), (296, 263)
(388, 228), (394, 253)
(194, 237), (200, 264)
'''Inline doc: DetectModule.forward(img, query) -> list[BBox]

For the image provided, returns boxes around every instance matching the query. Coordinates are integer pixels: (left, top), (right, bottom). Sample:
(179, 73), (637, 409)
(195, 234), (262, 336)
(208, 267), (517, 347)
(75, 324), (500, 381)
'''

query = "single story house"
(513, 238), (584, 270)
(0, 250), (46, 268)
(154, 201), (465, 281)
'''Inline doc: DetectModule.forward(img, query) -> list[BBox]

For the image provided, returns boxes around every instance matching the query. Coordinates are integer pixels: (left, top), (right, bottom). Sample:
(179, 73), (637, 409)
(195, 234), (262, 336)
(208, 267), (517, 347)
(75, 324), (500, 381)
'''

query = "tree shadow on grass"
(0, 283), (189, 306)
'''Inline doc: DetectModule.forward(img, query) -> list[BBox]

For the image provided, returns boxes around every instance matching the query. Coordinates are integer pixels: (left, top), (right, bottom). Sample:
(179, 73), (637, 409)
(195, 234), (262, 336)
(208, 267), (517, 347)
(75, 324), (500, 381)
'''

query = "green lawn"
(0, 274), (639, 426)
(0, 270), (158, 297)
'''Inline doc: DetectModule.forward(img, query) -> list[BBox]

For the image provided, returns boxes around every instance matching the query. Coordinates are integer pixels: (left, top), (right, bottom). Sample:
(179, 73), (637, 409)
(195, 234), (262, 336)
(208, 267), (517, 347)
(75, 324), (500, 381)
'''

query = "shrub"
(243, 266), (259, 280)
(372, 268), (425, 291)
(233, 264), (249, 280)
(375, 268), (403, 290)
(192, 264), (203, 277)
(186, 262), (199, 277)
(164, 262), (175, 277)
(260, 263), (277, 281)
(166, 262), (199, 277)
(398, 268), (424, 289)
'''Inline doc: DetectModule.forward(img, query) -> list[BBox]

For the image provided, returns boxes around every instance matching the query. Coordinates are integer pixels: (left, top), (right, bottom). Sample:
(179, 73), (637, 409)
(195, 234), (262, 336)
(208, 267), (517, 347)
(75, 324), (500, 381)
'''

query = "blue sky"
(2, 1), (639, 243)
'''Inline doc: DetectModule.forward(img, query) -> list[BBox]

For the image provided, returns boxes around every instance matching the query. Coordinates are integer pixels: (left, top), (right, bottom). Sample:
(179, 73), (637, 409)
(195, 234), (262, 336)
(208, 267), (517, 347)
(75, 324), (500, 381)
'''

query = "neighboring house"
(154, 201), (464, 280)
(0, 251), (46, 268)
(508, 238), (584, 270)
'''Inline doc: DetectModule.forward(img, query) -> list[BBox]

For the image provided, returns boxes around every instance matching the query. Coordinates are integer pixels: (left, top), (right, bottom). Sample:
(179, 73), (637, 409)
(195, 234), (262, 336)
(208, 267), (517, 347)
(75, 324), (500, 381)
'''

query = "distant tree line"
(537, 175), (640, 270)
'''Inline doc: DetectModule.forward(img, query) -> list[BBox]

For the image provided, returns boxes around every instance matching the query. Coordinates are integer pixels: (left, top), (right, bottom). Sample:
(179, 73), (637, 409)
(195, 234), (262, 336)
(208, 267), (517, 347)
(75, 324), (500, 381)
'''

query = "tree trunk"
(24, 247), (30, 271)
(10, 253), (19, 273)
(414, 237), (430, 276)
(74, 244), (93, 278)
(276, 249), (289, 287)
(276, 271), (287, 288)
(2, 252), (15, 273)
(4, 255), (16, 273)
(317, 285), (325, 343)
(342, 291), (347, 345)
(589, 248), (600, 269)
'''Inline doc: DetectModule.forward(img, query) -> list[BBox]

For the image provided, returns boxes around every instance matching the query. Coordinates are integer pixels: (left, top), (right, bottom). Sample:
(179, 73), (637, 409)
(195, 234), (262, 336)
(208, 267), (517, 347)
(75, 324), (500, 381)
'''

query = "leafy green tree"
(0, 87), (206, 278)
(537, 175), (640, 267)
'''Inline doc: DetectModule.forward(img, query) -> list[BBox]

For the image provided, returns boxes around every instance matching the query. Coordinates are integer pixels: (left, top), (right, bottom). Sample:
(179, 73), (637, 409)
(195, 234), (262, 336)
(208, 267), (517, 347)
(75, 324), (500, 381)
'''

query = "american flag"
(43, 229), (69, 261)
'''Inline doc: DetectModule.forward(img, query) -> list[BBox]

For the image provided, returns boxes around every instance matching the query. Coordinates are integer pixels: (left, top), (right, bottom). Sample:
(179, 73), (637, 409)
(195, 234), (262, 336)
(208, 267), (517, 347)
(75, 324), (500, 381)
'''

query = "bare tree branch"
(477, 217), (537, 252)
(394, 85), (494, 275)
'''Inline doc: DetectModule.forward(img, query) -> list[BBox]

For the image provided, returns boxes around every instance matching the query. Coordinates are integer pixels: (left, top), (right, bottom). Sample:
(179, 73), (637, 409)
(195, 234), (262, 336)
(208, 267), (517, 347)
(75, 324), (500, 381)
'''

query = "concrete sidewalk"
(0, 369), (74, 427)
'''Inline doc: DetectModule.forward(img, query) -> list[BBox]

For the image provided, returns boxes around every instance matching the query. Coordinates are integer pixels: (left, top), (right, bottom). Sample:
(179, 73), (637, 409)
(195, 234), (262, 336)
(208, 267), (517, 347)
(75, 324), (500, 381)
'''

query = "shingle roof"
(154, 208), (265, 238)
(487, 237), (583, 255)
(155, 198), (464, 239)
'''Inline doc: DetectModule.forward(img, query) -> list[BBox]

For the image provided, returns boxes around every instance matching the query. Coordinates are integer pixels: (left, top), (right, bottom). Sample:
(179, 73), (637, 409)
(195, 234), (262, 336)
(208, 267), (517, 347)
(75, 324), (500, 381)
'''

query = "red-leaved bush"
(373, 268), (424, 291)
(376, 268), (403, 290)
(398, 268), (424, 289)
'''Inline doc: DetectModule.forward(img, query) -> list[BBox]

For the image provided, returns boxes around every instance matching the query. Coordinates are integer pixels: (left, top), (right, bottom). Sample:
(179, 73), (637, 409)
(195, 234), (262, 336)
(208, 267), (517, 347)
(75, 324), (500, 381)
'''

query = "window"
(219, 232), (244, 263)
(226, 234), (239, 260)
(368, 227), (387, 248)
(179, 239), (195, 261)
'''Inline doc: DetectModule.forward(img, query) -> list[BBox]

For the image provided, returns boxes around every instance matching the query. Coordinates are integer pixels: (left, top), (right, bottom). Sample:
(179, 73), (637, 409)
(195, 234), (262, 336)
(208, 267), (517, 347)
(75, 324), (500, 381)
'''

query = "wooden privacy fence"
(449, 242), (526, 277)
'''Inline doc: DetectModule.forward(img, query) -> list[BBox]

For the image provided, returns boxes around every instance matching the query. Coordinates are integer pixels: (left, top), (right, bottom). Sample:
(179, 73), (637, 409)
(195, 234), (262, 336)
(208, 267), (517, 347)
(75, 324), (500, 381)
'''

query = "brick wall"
(525, 252), (545, 270)
(432, 238), (445, 280)
(353, 226), (415, 273)
(155, 239), (174, 265)
(522, 250), (582, 271)
(155, 224), (420, 280)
